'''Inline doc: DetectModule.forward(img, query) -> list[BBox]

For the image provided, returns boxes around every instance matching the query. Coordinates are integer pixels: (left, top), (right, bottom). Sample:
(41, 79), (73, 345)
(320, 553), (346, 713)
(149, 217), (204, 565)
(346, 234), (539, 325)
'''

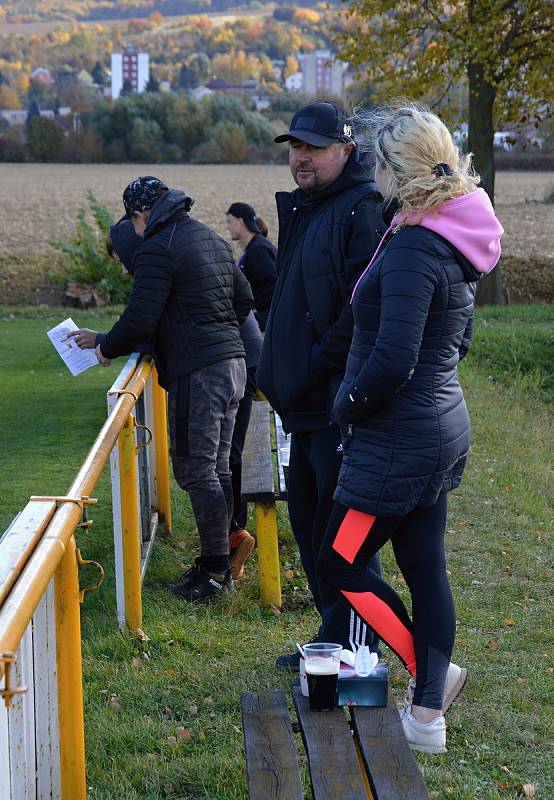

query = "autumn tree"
(337, 0), (554, 303)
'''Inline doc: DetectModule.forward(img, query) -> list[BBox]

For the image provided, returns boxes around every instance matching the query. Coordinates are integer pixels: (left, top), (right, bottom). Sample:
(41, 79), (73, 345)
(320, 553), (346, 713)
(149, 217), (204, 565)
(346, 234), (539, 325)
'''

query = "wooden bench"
(241, 687), (429, 800)
(241, 400), (289, 608)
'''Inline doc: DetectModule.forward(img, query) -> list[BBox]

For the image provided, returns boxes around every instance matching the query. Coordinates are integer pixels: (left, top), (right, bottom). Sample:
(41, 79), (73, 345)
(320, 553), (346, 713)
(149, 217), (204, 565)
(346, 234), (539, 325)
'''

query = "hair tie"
(432, 163), (453, 177)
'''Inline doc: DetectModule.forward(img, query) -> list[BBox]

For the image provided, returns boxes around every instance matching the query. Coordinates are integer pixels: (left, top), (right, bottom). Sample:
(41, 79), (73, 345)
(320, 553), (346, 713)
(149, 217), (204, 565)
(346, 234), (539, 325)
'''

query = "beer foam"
(304, 657), (339, 675)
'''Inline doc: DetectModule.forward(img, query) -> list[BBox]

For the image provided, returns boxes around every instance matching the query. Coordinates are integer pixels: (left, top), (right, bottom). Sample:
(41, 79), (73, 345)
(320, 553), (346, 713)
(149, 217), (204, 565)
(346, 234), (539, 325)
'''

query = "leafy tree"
(0, 85), (21, 109)
(51, 192), (131, 304)
(91, 60), (106, 85)
(145, 75), (160, 92)
(27, 116), (64, 161)
(337, 0), (554, 304)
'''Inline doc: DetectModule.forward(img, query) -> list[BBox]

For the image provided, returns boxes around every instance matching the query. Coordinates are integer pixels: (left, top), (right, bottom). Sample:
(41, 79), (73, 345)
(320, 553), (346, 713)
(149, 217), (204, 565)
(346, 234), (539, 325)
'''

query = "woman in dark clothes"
(226, 202), (277, 332)
(316, 102), (503, 753)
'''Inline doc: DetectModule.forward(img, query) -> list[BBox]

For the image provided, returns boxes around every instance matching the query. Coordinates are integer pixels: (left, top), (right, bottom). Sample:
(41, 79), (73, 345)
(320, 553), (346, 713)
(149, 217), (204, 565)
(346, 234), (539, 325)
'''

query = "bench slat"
(241, 401), (275, 503)
(350, 706), (429, 800)
(241, 691), (304, 800)
(292, 686), (369, 800)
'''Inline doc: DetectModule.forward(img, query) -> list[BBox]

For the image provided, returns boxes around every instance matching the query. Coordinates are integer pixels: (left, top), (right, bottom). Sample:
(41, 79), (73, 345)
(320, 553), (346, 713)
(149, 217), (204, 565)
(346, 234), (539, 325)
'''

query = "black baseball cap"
(227, 202), (260, 234)
(122, 176), (168, 218)
(274, 101), (354, 147)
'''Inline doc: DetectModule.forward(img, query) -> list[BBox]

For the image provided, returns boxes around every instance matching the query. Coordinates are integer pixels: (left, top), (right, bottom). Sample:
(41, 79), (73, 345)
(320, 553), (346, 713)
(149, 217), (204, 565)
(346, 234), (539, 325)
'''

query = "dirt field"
(1, 164), (552, 262)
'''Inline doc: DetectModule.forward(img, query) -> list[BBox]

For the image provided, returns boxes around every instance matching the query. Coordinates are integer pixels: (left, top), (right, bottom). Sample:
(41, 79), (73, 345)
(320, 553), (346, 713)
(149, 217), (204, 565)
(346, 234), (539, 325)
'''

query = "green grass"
(0, 305), (553, 799)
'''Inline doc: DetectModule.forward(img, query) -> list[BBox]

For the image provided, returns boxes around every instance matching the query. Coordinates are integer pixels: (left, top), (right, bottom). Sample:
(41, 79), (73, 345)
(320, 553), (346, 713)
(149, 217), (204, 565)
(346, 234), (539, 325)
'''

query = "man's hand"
(95, 344), (111, 367)
(67, 328), (98, 349)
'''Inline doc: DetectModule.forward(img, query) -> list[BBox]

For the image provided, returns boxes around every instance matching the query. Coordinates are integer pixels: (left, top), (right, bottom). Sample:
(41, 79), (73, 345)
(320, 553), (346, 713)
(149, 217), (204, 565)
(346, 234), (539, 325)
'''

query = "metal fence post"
(255, 502), (281, 608)
(54, 534), (86, 800)
(151, 369), (172, 533)
(118, 414), (143, 634)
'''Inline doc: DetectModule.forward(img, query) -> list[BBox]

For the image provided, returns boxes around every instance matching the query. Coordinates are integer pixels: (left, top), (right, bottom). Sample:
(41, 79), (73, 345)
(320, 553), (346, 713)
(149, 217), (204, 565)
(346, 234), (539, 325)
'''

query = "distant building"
(299, 50), (347, 97)
(111, 47), (149, 100)
(0, 107), (72, 125)
(285, 72), (303, 92)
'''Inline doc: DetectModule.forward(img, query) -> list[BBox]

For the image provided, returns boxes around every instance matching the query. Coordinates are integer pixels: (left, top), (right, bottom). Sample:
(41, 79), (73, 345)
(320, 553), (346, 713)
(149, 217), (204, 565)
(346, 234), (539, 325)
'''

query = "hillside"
(0, 0), (309, 25)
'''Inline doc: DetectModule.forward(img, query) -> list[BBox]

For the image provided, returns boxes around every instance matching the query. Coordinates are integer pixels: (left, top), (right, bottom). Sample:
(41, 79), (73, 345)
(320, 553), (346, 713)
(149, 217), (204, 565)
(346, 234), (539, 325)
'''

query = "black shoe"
(171, 557), (203, 588)
(168, 565), (234, 604)
(275, 634), (320, 672)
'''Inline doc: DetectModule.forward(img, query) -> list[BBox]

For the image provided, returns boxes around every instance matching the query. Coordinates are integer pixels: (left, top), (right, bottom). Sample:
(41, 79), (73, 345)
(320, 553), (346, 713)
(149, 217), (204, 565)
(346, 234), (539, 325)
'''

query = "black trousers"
(287, 426), (381, 651)
(317, 494), (455, 709)
(229, 366), (258, 533)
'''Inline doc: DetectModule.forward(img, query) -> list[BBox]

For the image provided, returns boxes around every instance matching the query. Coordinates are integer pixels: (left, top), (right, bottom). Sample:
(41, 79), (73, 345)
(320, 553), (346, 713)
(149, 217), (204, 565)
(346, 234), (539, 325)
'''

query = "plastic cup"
(303, 643), (342, 711)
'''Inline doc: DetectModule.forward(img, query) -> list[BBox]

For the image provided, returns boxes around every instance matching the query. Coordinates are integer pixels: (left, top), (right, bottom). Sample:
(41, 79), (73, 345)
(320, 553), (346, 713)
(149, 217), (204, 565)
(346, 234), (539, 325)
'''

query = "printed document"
(47, 318), (99, 376)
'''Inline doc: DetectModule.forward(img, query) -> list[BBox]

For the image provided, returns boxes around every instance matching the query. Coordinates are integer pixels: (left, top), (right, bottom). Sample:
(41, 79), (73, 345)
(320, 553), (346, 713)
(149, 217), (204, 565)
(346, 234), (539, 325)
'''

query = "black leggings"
(316, 495), (455, 709)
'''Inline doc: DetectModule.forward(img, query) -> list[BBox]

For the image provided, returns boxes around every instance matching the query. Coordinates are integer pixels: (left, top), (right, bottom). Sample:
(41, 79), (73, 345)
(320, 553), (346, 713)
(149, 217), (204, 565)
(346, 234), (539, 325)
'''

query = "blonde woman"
(316, 102), (503, 753)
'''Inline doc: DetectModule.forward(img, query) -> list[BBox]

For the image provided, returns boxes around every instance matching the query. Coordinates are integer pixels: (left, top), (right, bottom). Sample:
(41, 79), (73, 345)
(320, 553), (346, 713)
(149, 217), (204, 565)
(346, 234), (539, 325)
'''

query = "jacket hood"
(144, 189), (195, 238)
(393, 188), (503, 273)
(110, 219), (143, 275)
(287, 147), (379, 212)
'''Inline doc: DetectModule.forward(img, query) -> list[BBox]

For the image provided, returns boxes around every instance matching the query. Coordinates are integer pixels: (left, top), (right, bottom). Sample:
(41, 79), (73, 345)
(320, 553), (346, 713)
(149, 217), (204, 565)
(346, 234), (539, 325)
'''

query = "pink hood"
(392, 188), (503, 274)
(352, 188), (503, 301)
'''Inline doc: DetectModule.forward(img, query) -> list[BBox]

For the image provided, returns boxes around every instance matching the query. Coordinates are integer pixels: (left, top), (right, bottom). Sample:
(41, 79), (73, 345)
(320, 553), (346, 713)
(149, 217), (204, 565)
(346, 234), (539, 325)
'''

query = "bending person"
(317, 102), (503, 753)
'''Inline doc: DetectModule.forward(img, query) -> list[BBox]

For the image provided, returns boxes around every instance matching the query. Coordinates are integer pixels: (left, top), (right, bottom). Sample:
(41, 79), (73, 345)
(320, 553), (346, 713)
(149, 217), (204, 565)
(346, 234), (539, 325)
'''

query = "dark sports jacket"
(256, 150), (385, 432)
(333, 226), (479, 517)
(100, 190), (253, 388)
(240, 234), (277, 331)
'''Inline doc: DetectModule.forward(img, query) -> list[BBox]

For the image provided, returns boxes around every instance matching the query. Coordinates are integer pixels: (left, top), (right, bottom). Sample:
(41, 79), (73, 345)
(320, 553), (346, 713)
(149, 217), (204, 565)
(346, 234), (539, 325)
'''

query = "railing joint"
(0, 651), (28, 708)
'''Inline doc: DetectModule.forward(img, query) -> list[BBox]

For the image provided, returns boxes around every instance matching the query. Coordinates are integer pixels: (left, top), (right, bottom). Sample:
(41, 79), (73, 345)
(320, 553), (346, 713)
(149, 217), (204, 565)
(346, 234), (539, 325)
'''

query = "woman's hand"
(333, 380), (369, 426)
(67, 328), (98, 349)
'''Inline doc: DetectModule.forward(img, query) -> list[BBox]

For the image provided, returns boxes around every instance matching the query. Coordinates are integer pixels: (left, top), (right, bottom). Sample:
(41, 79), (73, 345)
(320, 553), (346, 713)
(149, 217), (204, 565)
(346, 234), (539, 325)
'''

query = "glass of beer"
(303, 643), (342, 711)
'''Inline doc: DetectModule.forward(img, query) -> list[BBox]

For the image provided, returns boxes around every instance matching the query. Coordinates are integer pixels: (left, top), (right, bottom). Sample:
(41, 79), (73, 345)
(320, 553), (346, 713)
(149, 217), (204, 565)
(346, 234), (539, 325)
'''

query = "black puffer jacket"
(256, 150), (385, 432)
(240, 234), (277, 331)
(100, 190), (253, 388)
(333, 226), (479, 517)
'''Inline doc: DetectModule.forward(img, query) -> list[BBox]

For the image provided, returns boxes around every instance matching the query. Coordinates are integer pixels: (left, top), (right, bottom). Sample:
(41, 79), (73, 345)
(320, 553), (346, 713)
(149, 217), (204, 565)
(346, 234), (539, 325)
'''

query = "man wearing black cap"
(71, 176), (254, 604)
(256, 102), (385, 668)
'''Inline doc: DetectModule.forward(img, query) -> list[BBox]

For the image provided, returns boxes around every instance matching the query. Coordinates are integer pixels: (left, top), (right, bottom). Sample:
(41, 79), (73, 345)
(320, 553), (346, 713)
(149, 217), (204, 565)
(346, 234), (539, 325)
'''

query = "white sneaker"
(401, 706), (447, 754)
(405, 662), (467, 714)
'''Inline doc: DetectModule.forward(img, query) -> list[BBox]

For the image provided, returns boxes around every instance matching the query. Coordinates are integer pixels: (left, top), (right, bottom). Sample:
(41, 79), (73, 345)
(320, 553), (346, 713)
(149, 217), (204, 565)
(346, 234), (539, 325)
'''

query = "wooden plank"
(273, 412), (289, 499)
(350, 706), (429, 800)
(241, 691), (304, 800)
(241, 401), (275, 503)
(292, 685), (368, 800)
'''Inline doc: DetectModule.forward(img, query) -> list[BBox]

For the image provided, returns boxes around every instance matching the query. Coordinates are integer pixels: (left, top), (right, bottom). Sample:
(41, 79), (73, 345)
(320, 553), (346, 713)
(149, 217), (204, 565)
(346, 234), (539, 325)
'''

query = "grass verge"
(0, 305), (552, 799)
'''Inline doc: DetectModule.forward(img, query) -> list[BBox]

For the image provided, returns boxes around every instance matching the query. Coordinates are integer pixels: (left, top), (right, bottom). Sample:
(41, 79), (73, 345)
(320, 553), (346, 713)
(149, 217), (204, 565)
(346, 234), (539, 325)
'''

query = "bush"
(50, 192), (132, 304)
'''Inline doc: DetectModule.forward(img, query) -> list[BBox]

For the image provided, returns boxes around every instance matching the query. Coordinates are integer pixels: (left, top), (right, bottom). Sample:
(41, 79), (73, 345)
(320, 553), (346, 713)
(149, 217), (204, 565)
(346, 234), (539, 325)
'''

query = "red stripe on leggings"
(332, 508), (376, 564)
(341, 589), (416, 676)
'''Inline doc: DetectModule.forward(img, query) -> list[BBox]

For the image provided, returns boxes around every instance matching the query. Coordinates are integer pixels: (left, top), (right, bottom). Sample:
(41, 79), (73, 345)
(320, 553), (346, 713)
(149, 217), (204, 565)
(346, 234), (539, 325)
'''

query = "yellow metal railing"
(0, 356), (170, 799)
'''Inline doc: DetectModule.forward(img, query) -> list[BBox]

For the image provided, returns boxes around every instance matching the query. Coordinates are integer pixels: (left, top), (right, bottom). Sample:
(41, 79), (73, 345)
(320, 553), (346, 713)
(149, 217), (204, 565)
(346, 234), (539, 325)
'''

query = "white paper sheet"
(46, 318), (99, 376)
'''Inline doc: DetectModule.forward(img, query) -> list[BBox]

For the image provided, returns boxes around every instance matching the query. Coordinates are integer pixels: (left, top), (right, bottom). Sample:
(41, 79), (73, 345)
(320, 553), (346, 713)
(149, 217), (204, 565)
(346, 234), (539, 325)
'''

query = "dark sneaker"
(168, 566), (235, 604)
(276, 635), (320, 672)
(229, 529), (256, 579)
(171, 557), (203, 588)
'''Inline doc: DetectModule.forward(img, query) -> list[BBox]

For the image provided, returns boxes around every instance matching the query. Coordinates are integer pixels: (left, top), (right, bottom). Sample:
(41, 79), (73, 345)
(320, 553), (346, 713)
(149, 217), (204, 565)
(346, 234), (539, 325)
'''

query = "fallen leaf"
(132, 657), (144, 668)
(498, 781), (511, 790)
(284, 569), (294, 579)
(522, 784), (535, 797)
(205, 696), (213, 704)
(167, 736), (177, 746)
(232, 724), (241, 734)
(503, 618), (515, 627)
(189, 704), (198, 716)
(487, 638), (499, 650)
(176, 726), (192, 742)
(500, 766), (510, 773)
(270, 605), (281, 616)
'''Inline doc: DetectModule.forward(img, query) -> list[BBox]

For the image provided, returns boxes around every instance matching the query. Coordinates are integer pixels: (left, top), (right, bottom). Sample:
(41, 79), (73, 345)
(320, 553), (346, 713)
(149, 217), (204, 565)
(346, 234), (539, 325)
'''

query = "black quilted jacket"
(100, 190), (253, 388)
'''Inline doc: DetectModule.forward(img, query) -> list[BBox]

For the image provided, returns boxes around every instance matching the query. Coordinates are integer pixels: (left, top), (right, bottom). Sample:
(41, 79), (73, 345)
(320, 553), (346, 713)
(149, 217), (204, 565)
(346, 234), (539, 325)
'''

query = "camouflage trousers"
(168, 358), (246, 558)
